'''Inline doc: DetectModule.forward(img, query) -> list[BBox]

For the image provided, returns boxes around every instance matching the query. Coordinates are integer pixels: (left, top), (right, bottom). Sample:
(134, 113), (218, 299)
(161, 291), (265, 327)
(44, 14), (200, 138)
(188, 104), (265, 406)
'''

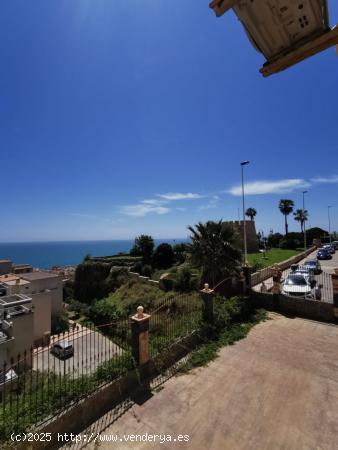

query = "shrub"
(153, 243), (175, 269)
(174, 267), (197, 292)
(106, 266), (129, 291)
(131, 261), (143, 274)
(68, 299), (91, 317)
(159, 277), (174, 292)
(141, 264), (153, 277)
(267, 233), (283, 248)
(279, 236), (301, 250)
(89, 299), (121, 325)
(74, 262), (111, 303)
(51, 313), (69, 335)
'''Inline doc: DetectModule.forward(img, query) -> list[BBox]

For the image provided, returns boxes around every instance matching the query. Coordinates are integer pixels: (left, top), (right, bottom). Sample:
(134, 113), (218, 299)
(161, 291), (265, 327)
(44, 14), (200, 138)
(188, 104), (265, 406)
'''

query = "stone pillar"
(200, 284), (215, 324)
(130, 306), (151, 366)
(332, 269), (338, 321)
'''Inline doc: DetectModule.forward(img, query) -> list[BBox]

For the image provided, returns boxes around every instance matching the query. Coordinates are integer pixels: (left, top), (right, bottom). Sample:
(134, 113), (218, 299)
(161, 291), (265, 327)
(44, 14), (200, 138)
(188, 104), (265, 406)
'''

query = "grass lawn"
(247, 248), (301, 270)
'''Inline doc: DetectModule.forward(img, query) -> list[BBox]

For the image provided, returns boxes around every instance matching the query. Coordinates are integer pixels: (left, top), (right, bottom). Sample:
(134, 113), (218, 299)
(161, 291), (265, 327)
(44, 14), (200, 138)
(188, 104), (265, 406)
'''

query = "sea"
(0, 239), (188, 270)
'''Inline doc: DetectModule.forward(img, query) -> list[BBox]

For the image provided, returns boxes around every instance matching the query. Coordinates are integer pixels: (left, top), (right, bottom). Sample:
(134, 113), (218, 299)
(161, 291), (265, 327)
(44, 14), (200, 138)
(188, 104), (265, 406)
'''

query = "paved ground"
(253, 248), (338, 303)
(61, 314), (338, 450)
(33, 325), (122, 376)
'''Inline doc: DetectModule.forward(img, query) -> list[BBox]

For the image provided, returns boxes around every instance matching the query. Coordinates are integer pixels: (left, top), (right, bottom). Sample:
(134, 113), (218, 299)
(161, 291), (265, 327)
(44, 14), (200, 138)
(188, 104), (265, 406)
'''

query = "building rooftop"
(0, 275), (19, 283)
(21, 271), (60, 281)
(3, 279), (30, 287)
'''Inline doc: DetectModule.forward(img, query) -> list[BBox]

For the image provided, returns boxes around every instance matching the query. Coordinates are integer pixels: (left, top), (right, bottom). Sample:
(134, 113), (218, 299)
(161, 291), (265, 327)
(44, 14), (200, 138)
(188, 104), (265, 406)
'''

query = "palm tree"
(279, 199), (294, 235)
(187, 220), (241, 288)
(293, 209), (308, 232)
(245, 207), (257, 221)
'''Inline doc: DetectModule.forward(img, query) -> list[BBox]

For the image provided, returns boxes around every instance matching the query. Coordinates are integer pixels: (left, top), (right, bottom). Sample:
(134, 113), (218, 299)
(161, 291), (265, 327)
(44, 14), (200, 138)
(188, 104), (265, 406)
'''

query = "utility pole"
(241, 160), (249, 265)
(303, 190), (308, 250)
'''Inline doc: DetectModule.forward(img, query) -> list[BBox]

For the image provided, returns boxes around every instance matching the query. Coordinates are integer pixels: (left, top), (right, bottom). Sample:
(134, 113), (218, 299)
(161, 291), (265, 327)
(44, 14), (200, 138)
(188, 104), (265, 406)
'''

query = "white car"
(282, 274), (313, 299)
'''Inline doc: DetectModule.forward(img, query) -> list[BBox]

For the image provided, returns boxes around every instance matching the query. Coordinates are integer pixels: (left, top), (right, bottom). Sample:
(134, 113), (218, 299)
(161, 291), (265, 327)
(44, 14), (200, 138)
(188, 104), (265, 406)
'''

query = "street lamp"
(241, 160), (250, 265)
(303, 190), (308, 250)
(328, 206), (332, 243)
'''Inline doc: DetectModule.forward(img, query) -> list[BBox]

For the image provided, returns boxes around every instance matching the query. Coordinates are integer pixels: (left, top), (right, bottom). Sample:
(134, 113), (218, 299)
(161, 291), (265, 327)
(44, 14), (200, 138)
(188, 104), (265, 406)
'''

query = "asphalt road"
(33, 326), (124, 376)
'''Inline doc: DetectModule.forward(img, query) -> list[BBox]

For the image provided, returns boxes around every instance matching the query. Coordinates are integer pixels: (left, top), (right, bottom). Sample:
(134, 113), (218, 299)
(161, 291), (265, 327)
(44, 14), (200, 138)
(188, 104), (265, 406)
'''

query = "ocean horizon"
(0, 239), (188, 270)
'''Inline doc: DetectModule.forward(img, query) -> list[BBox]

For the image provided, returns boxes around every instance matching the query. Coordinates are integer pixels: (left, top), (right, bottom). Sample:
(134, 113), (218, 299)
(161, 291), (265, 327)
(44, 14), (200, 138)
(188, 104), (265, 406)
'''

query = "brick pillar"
(130, 306), (151, 366)
(200, 283), (215, 324)
(332, 269), (338, 321)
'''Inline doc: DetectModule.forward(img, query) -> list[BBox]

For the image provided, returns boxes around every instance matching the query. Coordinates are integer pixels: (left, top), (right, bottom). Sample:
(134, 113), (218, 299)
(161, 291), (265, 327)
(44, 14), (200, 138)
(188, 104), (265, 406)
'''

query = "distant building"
(20, 271), (63, 316)
(225, 220), (259, 253)
(0, 260), (13, 276)
(12, 264), (33, 274)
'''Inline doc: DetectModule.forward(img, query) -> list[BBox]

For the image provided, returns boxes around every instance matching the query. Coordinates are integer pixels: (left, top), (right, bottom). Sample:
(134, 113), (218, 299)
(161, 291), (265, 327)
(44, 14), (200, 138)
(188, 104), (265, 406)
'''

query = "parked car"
(332, 241), (338, 250)
(282, 274), (313, 299)
(317, 248), (332, 260)
(50, 341), (74, 359)
(294, 268), (315, 287)
(323, 244), (335, 254)
(303, 259), (322, 275)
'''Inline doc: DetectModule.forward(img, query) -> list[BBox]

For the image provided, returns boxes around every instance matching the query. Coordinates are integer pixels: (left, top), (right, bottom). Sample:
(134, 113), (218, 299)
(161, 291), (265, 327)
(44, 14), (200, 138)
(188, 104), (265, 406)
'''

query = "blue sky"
(1, 0), (337, 242)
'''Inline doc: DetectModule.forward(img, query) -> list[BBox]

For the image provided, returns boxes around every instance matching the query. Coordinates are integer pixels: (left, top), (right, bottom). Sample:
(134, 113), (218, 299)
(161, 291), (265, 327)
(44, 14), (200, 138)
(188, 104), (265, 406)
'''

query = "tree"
(279, 199), (294, 235)
(293, 209), (308, 232)
(245, 207), (257, 221)
(187, 220), (241, 288)
(153, 243), (175, 269)
(130, 235), (154, 264)
(173, 243), (188, 264)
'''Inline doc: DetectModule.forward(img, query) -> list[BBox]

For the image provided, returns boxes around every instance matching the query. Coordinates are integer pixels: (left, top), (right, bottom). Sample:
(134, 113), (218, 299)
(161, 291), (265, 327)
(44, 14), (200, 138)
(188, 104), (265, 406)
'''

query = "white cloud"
(120, 204), (170, 217)
(157, 192), (203, 201)
(141, 199), (168, 206)
(228, 179), (310, 196)
(311, 175), (338, 184)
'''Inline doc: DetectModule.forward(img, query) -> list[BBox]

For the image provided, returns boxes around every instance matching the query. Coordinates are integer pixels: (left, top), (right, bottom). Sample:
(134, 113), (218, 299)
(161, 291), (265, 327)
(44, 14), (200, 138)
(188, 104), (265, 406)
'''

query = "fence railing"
(149, 292), (203, 358)
(0, 318), (132, 441)
(0, 292), (204, 443)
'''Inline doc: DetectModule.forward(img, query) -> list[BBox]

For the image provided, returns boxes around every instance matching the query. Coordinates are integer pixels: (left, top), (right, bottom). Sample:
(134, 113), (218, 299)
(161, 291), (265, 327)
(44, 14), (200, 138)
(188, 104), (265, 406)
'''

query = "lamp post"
(241, 160), (250, 265)
(303, 190), (308, 250)
(328, 206), (332, 243)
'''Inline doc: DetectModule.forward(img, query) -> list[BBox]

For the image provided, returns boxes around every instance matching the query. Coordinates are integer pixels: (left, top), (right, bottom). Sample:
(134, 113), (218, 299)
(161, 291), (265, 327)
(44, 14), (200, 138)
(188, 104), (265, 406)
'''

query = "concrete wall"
(31, 291), (52, 346)
(251, 291), (335, 323)
(1, 312), (34, 367)
(24, 276), (63, 316)
(129, 272), (160, 286)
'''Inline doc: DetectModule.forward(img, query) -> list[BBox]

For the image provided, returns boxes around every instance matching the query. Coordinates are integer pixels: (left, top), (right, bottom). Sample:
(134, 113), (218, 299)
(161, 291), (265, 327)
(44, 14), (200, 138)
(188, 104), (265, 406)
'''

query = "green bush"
(68, 299), (91, 317)
(153, 243), (175, 269)
(141, 264), (153, 277)
(159, 277), (174, 292)
(279, 236), (301, 250)
(74, 262), (111, 303)
(89, 298), (121, 325)
(51, 314), (69, 335)
(131, 261), (143, 274)
(173, 267), (197, 292)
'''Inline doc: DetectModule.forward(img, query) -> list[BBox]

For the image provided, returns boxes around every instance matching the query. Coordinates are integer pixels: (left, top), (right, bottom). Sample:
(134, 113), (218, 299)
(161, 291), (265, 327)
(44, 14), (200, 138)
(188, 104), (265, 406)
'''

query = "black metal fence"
(0, 318), (132, 441)
(149, 292), (203, 358)
(253, 265), (333, 303)
(0, 292), (204, 443)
